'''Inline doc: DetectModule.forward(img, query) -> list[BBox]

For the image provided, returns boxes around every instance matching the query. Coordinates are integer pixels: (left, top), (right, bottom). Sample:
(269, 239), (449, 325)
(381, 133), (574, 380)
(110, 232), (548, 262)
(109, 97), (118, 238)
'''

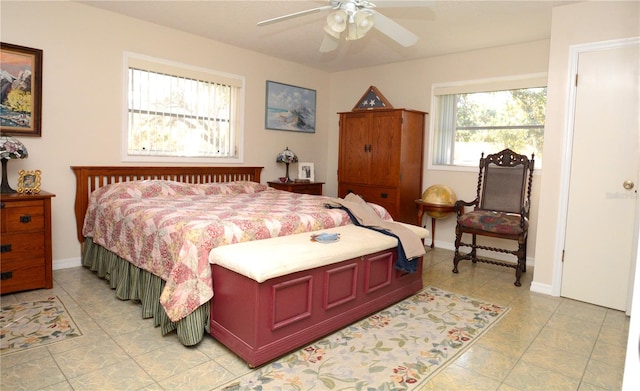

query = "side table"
(414, 199), (456, 249)
(0, 191), (55, 293)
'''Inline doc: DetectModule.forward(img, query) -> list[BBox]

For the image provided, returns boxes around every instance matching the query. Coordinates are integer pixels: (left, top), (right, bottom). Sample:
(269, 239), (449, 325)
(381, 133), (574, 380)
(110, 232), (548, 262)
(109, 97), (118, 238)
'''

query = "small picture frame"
(298, 162), (314, 182)
(17, 169), (41, 194)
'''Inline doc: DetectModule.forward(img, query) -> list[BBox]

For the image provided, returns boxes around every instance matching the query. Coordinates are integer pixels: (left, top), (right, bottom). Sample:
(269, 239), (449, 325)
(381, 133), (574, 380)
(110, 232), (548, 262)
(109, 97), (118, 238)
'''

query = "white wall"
(1, 1), (331, 268)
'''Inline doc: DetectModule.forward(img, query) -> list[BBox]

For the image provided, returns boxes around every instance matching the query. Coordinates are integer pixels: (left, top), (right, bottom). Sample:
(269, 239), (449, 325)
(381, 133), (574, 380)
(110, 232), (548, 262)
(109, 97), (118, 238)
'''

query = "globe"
(421, 185), (457, 219)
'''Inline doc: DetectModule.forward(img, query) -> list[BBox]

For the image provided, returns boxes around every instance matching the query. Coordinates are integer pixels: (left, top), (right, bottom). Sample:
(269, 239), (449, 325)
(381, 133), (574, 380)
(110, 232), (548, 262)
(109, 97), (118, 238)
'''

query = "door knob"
(623, 180), (635, 190)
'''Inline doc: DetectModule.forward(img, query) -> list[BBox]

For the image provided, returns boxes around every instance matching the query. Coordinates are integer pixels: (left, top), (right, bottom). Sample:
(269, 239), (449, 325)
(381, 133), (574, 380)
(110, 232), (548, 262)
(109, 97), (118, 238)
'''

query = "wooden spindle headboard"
(71, 166), (263, 243)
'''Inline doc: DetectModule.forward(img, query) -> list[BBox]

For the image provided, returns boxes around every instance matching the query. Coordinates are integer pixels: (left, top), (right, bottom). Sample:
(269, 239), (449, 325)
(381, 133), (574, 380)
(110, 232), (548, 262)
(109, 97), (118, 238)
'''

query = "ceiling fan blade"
(374, 1), (433, 8)
(319, 34), (340, 52)
(372, 11), (418, 47)
(257, 5), (334, 26)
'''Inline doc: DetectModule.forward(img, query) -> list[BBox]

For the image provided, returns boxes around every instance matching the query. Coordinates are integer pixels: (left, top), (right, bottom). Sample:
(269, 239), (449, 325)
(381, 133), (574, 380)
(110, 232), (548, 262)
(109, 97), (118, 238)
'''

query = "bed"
(72, 166), (427, 367)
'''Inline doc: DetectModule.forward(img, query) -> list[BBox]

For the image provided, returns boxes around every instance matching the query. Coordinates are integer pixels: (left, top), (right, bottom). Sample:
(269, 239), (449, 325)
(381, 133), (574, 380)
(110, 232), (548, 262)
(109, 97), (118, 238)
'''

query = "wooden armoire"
(337, 108), (426, 224)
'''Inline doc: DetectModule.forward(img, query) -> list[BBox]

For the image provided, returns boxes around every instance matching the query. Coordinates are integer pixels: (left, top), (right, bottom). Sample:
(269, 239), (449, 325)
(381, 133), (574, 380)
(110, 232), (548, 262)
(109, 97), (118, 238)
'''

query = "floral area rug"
(221, 286), (509, 390)
(0, 296), (83, 355)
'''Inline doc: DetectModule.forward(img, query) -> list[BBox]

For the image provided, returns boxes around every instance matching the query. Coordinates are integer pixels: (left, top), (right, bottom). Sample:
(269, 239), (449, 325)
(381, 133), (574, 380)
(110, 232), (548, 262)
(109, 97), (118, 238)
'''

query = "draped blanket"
(82, 180), (392, 322)
(326, 193), (426, 272)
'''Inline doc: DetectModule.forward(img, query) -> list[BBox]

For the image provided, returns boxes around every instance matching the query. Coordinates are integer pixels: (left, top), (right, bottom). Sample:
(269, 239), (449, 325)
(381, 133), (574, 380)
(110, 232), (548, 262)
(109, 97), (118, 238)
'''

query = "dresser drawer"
(290, 184), (321, 195)
(338, 183), (399, 204)
(267, 181), (324, 195)
(0, 261), (46, 294)
(0, 232), (45, 262)
(1, 201), (45, 233)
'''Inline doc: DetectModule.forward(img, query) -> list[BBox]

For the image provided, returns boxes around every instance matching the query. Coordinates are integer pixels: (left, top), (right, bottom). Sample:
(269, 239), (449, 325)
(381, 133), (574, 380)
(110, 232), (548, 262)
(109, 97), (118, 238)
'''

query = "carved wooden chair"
(452, 148), (535, 286)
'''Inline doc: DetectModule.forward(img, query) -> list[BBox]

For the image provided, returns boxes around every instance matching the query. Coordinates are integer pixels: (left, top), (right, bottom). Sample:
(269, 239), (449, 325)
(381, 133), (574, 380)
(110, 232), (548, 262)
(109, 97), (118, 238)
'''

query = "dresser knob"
(20, 215), (32, 223)
(0, 244), (12, 253)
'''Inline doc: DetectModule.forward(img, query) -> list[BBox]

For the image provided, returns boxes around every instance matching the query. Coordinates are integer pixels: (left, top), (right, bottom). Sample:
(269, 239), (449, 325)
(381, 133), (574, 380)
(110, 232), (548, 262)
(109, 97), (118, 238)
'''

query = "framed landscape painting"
(265, 81), (316, 133)
(0, 43), (43, 137)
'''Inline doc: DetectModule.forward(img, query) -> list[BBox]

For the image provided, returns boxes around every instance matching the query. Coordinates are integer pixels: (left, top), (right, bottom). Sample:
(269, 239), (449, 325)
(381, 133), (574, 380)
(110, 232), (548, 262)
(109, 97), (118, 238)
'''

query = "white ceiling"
(78, 0), (575, 72)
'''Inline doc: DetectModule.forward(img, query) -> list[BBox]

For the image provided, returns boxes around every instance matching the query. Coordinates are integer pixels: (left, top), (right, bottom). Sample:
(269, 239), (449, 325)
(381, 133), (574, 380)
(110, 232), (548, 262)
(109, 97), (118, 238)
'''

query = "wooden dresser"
(0, 191), (55, 294)
(338, 108), (426, 224)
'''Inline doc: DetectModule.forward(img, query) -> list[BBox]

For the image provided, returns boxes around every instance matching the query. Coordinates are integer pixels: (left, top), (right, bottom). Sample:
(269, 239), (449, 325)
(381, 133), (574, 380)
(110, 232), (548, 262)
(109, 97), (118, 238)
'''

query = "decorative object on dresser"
(0, 43), (43, 137)
(297, 161), (314, 181)
(17, 169), (41, 194)
(337, 86), (427, 224)
(0, 135), (28, 194)
(267, 180), (324, 195)
(276, 146), (298, 183)
(0, 191), (55, 294)
(353, 85), (393, 110)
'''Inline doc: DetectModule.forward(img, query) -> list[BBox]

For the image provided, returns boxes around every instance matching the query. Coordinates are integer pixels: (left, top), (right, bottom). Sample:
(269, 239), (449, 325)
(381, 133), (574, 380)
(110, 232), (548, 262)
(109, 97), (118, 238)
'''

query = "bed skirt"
(81, 238), (209, 346)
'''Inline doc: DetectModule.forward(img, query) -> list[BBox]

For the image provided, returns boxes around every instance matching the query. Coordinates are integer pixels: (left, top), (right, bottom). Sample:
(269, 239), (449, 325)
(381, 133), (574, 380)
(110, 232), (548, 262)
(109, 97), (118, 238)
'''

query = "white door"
(561, 40), (640, 311)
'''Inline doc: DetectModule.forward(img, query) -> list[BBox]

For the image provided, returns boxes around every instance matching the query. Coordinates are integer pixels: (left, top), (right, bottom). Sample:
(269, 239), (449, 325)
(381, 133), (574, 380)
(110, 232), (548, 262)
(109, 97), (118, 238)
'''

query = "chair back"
(477, 149), (534, 215)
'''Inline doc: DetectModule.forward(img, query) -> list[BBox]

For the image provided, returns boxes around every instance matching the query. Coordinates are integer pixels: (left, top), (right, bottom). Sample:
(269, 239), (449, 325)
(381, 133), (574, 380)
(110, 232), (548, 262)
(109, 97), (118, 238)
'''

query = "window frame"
(121, 52), (245, 164)
(428, 73), (547, 173)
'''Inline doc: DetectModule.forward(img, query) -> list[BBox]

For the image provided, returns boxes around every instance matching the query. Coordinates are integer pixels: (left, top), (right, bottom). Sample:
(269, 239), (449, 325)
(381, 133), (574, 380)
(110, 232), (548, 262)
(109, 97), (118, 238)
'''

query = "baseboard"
(529, 281), (554, 296)
(53, 257), (82, 270)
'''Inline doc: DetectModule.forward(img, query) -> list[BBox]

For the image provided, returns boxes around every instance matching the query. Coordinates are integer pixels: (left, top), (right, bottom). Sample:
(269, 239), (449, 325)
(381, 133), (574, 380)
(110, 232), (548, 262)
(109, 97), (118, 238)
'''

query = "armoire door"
(561, 40), (639, 311)
(338, 112), (370, 185)
(369, 110), (402, 187)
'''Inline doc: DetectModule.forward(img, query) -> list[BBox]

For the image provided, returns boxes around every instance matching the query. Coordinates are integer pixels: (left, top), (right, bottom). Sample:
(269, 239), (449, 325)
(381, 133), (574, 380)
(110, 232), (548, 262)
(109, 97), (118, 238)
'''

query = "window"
(431, 75), (546, 169)
(123, 53), (244, 163)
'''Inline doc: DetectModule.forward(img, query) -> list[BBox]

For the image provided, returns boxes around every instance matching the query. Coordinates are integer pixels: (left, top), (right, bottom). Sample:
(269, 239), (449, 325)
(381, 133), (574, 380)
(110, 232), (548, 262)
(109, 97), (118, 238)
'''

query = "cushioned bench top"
(208, 223), (429, 283)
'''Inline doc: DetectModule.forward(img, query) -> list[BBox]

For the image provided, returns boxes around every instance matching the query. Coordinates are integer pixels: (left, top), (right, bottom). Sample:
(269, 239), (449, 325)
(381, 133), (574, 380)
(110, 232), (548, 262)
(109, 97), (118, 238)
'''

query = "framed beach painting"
(0, 43), (43, 137)
(265, 81), (316, 133)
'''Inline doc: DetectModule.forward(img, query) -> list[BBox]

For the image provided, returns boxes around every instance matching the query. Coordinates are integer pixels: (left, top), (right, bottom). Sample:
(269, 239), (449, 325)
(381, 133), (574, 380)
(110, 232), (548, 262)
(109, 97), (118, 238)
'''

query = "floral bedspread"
(82, 180), (391, 322)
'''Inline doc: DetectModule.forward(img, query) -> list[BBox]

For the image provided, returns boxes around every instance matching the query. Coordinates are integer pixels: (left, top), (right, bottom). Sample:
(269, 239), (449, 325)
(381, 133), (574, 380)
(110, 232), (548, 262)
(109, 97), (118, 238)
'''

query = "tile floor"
(0, 248), (629, 390)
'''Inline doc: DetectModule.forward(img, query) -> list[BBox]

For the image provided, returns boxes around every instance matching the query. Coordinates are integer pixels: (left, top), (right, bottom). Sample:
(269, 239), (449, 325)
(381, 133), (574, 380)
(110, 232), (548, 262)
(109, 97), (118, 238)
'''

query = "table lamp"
(276, 147), (298, 183)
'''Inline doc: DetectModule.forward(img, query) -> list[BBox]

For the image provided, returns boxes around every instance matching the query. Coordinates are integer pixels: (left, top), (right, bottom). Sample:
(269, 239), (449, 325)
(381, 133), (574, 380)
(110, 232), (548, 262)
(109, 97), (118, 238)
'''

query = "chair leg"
(453, 227), (462, 273)
(514, 238), (526, 287)
(522, 236), (528, 273)
(471, 234), (477, 263)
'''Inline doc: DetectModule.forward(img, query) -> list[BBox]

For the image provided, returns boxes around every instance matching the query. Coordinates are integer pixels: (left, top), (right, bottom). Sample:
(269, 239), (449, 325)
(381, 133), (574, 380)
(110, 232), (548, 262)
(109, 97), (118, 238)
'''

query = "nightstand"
(0, 191), (55, 294)
(268, 181), (324, 196)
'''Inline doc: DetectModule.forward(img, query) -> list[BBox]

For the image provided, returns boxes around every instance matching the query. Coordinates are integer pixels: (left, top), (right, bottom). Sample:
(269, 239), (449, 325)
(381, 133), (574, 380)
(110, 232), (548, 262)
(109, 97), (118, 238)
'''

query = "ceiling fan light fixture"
(326, 10), (347, 33)
(346, 10), (374, 40)
(323, 24), (342, 39)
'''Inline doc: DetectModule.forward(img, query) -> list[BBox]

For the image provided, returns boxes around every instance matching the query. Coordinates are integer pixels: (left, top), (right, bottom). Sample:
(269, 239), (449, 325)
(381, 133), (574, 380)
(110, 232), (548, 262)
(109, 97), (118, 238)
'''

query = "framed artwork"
(0, 43), (43, 137)
(17, 169), (41, 194)
(298, 162), (314, 182)
(265, 81), (316, 133)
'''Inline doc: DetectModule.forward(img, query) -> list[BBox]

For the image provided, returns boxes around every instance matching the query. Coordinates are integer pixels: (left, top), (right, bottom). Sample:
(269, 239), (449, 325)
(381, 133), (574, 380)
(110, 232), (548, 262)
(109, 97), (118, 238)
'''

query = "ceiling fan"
(257, 1), (419, 53)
